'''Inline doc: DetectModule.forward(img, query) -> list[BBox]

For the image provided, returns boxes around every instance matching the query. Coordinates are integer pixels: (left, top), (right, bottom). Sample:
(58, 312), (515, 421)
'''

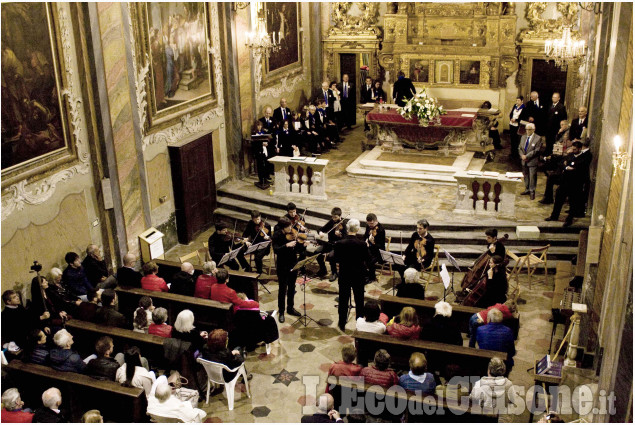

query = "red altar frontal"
(364, 107), (489, 154)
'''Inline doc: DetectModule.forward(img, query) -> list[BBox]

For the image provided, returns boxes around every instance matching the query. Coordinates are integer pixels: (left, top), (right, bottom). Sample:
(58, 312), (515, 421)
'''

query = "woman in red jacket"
(386, 306), (421, 340)
(140, 262), (169, 292)
(194, 261), (218, 299)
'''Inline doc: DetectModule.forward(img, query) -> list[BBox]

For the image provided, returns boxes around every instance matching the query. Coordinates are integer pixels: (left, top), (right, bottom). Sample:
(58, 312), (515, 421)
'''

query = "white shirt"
(116, 365), (156, 396)
(356, 317), (386, 334)
(147, 375), (206, 423)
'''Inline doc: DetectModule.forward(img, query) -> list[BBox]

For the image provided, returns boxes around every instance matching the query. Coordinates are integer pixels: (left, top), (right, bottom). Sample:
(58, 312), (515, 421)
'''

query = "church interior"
(0, 2), (632, 423)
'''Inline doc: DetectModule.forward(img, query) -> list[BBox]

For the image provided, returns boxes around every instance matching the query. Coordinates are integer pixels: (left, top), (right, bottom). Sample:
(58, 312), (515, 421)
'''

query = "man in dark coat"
(338, 74), (355, 129)
(545, 92), (568, 155)
(329, 219), (370, 331)
(32, 387), (66, 423)
(569, 106), (589, 142)
(272, 98), (292, 126)
(82, 245), (117, 289)
(392, 71), (416, 107)
(360, 76), (374, 104)
(301, 394), (342, 423)
(116, 253), (142, 288)
(86, 336), (120, 381)
(95, 289), (128, 328)
(272, 217), (305, 323)
(259, 107), (276, 134)
(169, 262), (197, 296)
(520, 91), (546, 136)
(476, 309), (516, 374)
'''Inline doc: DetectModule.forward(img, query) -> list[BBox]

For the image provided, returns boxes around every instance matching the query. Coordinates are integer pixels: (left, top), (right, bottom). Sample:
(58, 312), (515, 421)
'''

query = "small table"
(529, 361), (563, 422)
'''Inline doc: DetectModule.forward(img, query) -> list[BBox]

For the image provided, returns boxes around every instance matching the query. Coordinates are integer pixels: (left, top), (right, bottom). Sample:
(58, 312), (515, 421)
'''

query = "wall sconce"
(612, 135), (630, 176)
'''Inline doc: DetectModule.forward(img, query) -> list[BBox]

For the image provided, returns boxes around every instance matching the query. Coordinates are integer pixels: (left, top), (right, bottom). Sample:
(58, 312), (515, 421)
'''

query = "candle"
(613, 135), (622, 151)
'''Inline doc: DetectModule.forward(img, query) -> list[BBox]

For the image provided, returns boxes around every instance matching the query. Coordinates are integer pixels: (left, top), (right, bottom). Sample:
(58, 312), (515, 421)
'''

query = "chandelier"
(245, 5), (280, 58)
(544, 27), (586, 69)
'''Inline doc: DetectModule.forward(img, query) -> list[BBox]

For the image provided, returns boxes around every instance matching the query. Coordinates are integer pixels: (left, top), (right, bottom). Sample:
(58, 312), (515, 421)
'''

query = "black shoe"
(573, 213), (586, 218)
(545, 217), (556, 221)
(563, 220), (573, 228)
(317, 268), (328, 278)
(530, 192), (536, 200)
(278, 312), (285, 323)
(338, 323), (346, 332)
(329, 273), (338, 282)
(521, 190), (530, 195)
(539, 199), (553, 205)
(287, 308), (301, 317)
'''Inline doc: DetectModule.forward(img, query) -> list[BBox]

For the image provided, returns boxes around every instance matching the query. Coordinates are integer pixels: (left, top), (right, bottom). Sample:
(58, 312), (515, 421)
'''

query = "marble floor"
(163, 125), (578, 423)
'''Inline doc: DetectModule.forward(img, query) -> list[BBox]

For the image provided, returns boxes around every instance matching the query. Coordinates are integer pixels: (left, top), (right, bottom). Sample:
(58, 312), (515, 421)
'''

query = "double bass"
(460, 233), (508, 292)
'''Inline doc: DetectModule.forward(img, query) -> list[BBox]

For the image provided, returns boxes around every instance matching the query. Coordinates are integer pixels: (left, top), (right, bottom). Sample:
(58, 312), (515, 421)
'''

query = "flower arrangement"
(398, 89), (446, 127)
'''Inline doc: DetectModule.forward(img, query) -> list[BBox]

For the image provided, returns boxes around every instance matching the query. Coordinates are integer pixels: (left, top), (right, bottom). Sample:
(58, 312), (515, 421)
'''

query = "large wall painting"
(133, 2), (216, 130)
(263, 2), (302, 83)
(1, 3), (72, 175)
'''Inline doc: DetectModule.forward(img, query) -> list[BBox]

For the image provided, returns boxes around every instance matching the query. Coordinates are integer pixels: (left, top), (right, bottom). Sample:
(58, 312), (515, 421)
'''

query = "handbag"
(174, 387), (200, 408)
(167, 371), (188, 390)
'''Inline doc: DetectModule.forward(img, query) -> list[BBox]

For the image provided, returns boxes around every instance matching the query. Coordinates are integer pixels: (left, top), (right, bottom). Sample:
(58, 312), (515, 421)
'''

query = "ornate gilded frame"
(130, 2), (217, 133)
(401, 55), (491, 89)
(1, 3), (78, 187)
(261, 2), (303, 88)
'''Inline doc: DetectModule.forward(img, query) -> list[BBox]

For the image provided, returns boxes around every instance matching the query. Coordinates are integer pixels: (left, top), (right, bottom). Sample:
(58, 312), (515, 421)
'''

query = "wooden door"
(168, 133), (216, 244)
(531, 59), (568, 102)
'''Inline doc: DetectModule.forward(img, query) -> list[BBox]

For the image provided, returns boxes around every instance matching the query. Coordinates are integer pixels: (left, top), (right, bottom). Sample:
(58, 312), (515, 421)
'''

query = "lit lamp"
(544, 27), (586, 70)
(244, 3), (280, 58)
(612, 135), (630, 176)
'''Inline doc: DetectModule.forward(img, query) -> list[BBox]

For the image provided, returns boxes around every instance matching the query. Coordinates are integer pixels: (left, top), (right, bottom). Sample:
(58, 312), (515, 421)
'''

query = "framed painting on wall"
(460, 60), (481, 84)
(1, 2), (76, 183)
(133, 2), (216, 130)
(435, 60), (454, 84)
(409, 59), (430, 83)
(262, 2), (302, 84)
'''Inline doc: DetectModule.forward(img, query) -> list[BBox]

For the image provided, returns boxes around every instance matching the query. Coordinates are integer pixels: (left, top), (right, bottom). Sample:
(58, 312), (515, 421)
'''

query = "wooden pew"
(327, 376), (498, 423)
(6, 360), (147, 422)
(379, 294), (479, 334)
(115, 286), (232, 330)
(65, 319), (165, 363)
(353, 330), (506, 379)
(154, 258), (260, 302)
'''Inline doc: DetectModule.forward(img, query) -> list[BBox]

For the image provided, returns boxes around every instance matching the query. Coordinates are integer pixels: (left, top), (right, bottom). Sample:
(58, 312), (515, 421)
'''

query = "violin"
(290, 207), (308, 232)
(257, 221), (270, 236)
(414, 238), (426, 262)
(222, 231), (246, 244)
(285, 228), (308, 244)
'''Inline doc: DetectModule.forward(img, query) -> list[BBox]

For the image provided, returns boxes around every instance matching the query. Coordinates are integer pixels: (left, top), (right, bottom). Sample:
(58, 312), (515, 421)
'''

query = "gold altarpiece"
(379, 2), (518, 89)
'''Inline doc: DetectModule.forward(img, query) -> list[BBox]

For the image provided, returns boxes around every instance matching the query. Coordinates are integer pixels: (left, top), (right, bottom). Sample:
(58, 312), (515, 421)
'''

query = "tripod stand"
(291, 254), (320, 327)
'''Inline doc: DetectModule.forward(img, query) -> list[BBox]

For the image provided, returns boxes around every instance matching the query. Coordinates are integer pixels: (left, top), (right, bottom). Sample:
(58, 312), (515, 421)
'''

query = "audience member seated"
(325, 344), (362, 393)
(116, 253), (142, 288)
(82, 244), (117, 289)
(30, 276), (68, 332)
(116, 346), (156, 396)
(62, 251), (94, 298)
(148, 307), (172, 338)
(172, 309), (207, 352)
(147, 375), (207, 422)
(50, 329), (85, 373)
(301, 393), (342, 423)
(398, 352), (436, 394)
(133, 296), (154, 333)
(386, 307), (421, 340)
(170, 262), (197, 297)
(81, 409), (104, 423)
(76, 289), (101, 322)
(232, 292), (279, 353)
(538, 412), (565, 423)
(355, 300), (388, 334)
(1, 290), (34, 347)
(23, 329), (50, 365)
(476, 309), (516, 374)
(469, 299), (517, 348)
(421, 301), (463, 346)
(193, 261), (217, 299)
(86, 336), (120, 381)
(210, 269), (259, 310)
(360, 349), (399, 388)
(1, 388), (34, 423)
(202, 329), (251, 383)
(470, 357), (517, 412)
(141, 261), (169, 292)
(395, 267), (426, 300)
(49, 267), (82, 312)
(95, 289), (128, 328)
(32, 387), (65, 423)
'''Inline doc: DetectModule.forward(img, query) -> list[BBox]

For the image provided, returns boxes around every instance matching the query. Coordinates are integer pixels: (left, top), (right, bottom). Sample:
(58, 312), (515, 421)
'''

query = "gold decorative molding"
(2, 6), (90, 222)
(519, 2), (581, 40)
(329, 2), (379, 35)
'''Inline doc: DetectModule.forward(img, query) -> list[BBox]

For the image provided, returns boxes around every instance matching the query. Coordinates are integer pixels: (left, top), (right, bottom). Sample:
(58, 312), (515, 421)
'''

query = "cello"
(460, 233), (508, 291)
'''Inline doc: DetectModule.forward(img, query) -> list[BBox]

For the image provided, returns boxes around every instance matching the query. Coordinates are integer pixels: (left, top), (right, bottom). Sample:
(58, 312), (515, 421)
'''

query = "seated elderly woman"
(147, 375), (206, 422)
(49, 267), (82, 310)
(140, 261), (169, 292)
(1, 388), (34, 423)
(421, 301), (463, 346)
(81, 409), (104, 423)
(470, 356), (517, 421)
(194, 261), (217, 299)
(50, 329), (85, 373)
(395, 268), (426, 300)
(172, 309), (208, 352)
(202, 329), (252, 383)
(386, 306), (421, 340)
(148, 307), (172, 338)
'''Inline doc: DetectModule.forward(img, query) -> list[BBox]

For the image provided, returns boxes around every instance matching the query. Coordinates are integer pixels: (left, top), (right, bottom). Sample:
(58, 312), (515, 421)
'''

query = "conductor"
(329, 219), (370, 332)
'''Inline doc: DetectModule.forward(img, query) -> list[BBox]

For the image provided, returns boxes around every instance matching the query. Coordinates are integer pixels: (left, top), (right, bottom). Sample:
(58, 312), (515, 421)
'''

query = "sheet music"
(440, 264), (451, 289)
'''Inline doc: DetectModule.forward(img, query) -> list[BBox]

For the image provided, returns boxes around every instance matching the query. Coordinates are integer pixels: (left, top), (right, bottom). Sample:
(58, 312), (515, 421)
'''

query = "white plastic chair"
(196, 358), (251, 410)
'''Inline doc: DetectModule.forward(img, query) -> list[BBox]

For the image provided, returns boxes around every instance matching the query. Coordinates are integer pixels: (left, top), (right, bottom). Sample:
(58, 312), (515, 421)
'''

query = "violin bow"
(400, 231), (403, 257)
(326, 213), (350, 235)
(230, 219), (238, 250)
(259, 215), (268, 239)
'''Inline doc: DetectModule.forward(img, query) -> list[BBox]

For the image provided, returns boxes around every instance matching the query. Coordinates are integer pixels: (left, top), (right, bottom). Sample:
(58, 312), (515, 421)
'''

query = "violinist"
(399, 219), (435, 284)
(207, 223), (252, 272)
(317, 207), (346, 281)
(272, 217), (305, 323)
(242, 210), (272, 274)
(485, 229), (506, 258)
(475, 255), (508, 309)
(279, 202), (306, 233)
(363, 213), (386, 283)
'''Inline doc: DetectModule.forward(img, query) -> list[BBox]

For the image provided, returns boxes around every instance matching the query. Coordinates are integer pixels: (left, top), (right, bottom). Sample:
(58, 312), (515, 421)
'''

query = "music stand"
(244, 241), (272, 293)
(218, 246), (243, 268)
(379, 250), (405, 296)
(290, 253), (321, 327)
(443, 249), (461, 300)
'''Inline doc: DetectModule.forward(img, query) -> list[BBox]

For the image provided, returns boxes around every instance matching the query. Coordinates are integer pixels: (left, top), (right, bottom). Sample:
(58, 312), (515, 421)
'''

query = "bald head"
(322, 81), (329, 90)
(123, 253), (136, 267)
(280, 98), (287, 108)
(317, 393), (334, 413)
(409, 352), (428, 375)
(181, 262), (194, 274)
(42, 387), (62, 409)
